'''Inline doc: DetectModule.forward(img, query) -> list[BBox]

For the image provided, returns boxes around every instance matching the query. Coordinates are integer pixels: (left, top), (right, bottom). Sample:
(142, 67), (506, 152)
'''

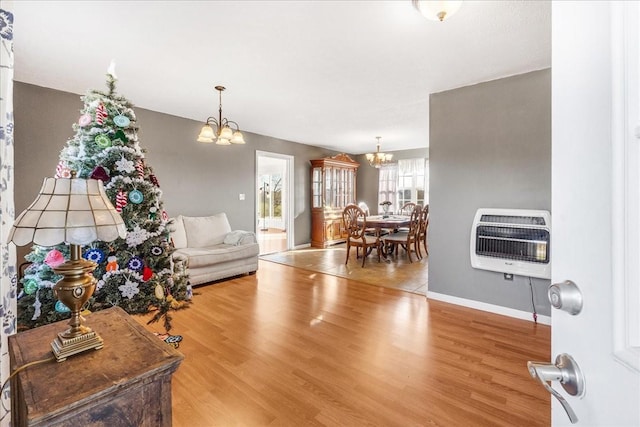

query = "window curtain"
(377, 163), (397, 213)
(0, 4), (16, 425)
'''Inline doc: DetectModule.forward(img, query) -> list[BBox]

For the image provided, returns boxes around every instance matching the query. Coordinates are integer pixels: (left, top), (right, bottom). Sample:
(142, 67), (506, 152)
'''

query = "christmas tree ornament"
(113, 115), (131, 127)
(95, 102), (108, 125)
(129, 189), (144, 204)
(154, 283), (165, 299)
(136, 160), (145, 179)
(44, 249), (65, 268)
(150, 245), (163, 256)
(162, 210), (169, 221)
(116, 190), (128, 213)
(90, 165), (110, 182)
(127, 256), (144, 272)
(83, 248), (105, 264)
(119, 279), (140, 299)
(115, 155), (135, 174)
(150, 174), (159, 187)
(95, 134), (112, 148)
(54, 162), (72, 179)
(106, 255), (119, 272)
(112, 129), (128, 144)
(148, 206), (157, 220)
(126, 224), (149, 247)
(78, 113), (92, 127)
(142, 266), (153, 282)
(54, 300), (71, 313)
(24, 279), (38, 295)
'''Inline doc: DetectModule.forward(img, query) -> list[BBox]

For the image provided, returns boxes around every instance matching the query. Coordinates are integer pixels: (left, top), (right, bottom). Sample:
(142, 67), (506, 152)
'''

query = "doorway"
(256, 151), (294, 255)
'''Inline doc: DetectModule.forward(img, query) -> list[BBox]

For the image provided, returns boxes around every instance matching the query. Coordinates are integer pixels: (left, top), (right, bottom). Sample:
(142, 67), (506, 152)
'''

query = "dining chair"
(358, 201), (388, 237)
(397, 202), (419, 233)
(400, 202), (417, 216)
(383, 205), (422, 263)
(416, 204), (429, 258)
(342, 204), (382, 267)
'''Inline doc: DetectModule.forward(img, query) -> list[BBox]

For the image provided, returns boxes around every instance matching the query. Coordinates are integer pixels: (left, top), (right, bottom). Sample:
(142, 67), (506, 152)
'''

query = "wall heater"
(470, 208), (551, 279)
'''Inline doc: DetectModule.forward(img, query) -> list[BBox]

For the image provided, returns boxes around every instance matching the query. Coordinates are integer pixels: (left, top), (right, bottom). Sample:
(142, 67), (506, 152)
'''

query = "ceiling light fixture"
(197, 85), (245, 145)
(411, 0), (462, 22)
(365, 137), (393, 169)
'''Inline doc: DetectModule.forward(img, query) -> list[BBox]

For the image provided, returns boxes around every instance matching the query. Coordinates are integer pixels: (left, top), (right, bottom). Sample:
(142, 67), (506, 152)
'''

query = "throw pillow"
(182, 213), (231, 248)
(170, 216), (188, 249)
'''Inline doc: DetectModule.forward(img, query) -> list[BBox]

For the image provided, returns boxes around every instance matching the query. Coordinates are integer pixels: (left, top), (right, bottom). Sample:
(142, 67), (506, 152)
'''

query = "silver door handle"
(527, 353), (585, 424)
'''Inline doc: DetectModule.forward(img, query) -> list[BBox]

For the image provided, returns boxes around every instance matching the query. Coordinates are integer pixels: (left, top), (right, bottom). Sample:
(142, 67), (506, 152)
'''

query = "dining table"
(358, 215), (411, 259)
(360, 215), (411, 235)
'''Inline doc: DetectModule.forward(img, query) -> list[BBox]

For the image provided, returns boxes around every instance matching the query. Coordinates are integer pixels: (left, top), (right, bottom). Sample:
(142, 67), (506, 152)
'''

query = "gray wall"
(429, 69), (552, 316)
(355, 148), (429, 214)
(13, 82), (340, 261)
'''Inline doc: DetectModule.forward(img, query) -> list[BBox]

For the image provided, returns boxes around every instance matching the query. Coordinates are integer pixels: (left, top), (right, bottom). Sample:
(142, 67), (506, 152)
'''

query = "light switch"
(239, 193), (245, 201)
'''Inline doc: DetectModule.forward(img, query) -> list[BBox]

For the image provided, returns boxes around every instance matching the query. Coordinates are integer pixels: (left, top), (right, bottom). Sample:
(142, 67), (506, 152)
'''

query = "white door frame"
(256, 150), (294, 251)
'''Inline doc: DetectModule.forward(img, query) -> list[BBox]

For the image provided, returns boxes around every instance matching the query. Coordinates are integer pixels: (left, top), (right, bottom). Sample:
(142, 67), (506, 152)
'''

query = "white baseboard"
(293, 243), (311, 250)
(427, 291), (551, 325)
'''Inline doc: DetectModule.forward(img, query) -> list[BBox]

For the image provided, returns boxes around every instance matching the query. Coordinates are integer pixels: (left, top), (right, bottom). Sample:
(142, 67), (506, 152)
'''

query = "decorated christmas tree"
(18, 67), (191, 331)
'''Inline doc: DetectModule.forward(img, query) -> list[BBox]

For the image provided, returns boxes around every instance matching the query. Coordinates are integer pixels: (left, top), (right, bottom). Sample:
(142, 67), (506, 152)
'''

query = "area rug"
(259, 243), (428, 295)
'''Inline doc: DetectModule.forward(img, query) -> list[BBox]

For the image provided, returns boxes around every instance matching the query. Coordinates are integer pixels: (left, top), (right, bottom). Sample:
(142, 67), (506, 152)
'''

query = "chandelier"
(197, 85), (246, 145)
(411, 0), (462, 22)
(365, 137), (393, 168)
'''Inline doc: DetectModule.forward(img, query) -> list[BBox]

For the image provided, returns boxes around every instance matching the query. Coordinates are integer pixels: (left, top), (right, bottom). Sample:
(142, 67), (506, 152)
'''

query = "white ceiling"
(12, 0), (551, 154)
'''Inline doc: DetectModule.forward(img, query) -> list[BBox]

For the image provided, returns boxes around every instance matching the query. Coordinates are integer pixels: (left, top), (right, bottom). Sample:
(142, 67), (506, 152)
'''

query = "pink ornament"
(54, 162), (71, 179)
(95, 103), (108, 125)
(150, 174), (159, 187)
(116, 190), (128, 213)
(44, 249), (65, 268)
(78, 113), (92, 127)
(162, 210), (169, 221)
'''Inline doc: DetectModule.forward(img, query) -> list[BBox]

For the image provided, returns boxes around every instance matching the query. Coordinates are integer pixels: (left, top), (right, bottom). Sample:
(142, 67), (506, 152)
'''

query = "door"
(256, 151), (294, 255)
(549, 2), (639, 425)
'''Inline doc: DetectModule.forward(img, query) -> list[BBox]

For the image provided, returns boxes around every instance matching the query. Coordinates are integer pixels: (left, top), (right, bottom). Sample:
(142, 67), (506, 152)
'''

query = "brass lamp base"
(51, 244), (104, 362)
(51, 330), (104, 362)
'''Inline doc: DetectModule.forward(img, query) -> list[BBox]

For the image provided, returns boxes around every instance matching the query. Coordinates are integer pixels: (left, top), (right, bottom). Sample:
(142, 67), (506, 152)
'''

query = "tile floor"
(260, 242), (428, 295)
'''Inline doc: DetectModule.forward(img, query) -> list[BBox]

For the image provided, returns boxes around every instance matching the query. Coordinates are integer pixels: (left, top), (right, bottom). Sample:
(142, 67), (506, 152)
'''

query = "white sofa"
(170, 213), (259, 286)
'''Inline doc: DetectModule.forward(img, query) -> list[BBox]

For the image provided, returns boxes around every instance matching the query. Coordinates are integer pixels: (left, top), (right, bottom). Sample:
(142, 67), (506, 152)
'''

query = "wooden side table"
(8, 306), (184, 426)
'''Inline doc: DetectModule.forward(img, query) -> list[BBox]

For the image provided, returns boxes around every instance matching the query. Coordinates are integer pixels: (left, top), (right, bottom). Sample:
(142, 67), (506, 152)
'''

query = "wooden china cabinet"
(310, 153), (359, 248)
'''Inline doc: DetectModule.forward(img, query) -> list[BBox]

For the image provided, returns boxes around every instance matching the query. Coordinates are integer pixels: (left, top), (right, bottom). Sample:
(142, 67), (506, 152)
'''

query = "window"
(377, 158), (428, 213)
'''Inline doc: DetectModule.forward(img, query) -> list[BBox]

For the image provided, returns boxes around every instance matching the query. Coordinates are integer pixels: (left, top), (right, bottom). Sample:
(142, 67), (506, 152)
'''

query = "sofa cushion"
(170, 216), (188, 249)
(182, 213), (231, 248)
(175, 243), (259, 268)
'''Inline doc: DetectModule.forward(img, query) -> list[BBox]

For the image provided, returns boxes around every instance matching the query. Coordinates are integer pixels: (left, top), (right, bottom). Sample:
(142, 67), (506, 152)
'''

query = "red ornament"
(142, 266), (153, 282)
(90, 166), (110, 182)
(95, 103), (108, 125)
(116, 190), (128, 213)
(136, 160), (145, 179)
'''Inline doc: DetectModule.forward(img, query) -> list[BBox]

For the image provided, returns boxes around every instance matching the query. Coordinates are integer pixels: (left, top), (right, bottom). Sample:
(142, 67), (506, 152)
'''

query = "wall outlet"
(504, 273), (514, 281)
(239, 193), (245, 201)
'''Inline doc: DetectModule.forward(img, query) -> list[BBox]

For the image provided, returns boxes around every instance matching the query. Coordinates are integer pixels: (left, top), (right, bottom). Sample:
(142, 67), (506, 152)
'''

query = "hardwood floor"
(137, 260), (550, 426)
(260, 242), (429, 295)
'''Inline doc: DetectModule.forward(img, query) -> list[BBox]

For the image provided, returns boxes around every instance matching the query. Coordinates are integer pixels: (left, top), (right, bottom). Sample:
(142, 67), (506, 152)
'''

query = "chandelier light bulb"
(412, 0), (462, 22)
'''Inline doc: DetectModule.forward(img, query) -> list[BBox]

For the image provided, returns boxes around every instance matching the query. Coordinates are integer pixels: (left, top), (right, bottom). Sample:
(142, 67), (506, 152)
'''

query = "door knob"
(548, 280), (583, 315)
(527, 353), (585, 424)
